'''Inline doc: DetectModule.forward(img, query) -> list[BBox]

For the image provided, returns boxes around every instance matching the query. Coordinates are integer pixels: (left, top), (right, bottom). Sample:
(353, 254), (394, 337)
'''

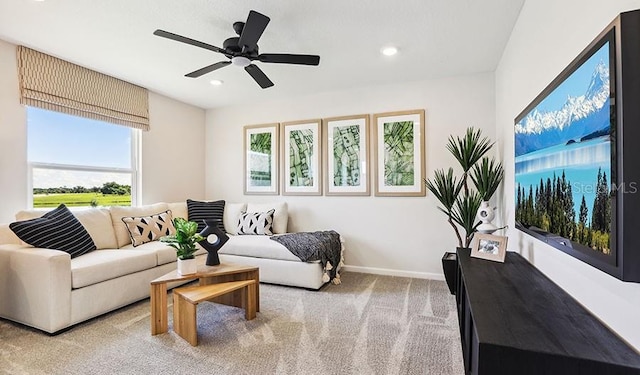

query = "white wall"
(143, 92), (206, 204)
(0, 39), (206, 222)
(0, 39), (28, 223)
(496, 0), (640, 349)
(206, 73), (495, 279)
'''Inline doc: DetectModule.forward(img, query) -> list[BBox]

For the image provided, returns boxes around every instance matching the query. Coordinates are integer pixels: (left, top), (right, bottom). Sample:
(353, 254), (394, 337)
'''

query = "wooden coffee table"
(150, 260), (259, 335)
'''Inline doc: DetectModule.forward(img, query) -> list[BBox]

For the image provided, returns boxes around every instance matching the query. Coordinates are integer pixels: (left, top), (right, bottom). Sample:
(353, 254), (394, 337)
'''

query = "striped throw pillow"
(9, 204), (96, 258)
(187, 199), (225, 233)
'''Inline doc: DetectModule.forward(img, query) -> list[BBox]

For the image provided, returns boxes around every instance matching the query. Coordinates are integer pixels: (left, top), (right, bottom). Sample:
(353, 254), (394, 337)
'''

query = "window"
(27, 107), (140, 208)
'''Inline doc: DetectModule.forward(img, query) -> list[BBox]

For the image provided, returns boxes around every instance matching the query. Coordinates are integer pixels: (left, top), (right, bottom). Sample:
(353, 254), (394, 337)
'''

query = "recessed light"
(210, 79), (223, 86)
(381, 46), (398, 56)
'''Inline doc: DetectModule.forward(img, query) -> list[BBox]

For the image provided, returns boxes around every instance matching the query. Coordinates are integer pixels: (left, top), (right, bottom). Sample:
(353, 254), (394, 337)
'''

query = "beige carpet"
(0, 272), (464, 375)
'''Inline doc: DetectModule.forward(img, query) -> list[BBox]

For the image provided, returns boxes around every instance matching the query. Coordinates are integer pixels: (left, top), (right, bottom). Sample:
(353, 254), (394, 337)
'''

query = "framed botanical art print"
(322, 114), (370, 196)
(281, 119), (322, 195)
(373, 109), (426, 196)
(471, 233), (508, 263)
(243, 123), (279, 195)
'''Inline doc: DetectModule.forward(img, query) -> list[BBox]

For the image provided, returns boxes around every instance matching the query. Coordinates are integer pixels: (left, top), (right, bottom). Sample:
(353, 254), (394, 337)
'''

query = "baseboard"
(340, 265), (444, 281)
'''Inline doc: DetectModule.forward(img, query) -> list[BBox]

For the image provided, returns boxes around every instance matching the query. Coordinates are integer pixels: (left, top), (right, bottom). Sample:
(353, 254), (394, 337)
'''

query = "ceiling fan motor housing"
(223, 37), (241, 53)
(233, 21), (245, 36)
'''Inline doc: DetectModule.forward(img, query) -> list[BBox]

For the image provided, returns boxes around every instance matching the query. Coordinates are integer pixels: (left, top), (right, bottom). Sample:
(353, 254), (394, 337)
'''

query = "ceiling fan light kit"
(231, 56), (251, 67)
(381, 46), (398, 56)
(153, 10), (320, 89)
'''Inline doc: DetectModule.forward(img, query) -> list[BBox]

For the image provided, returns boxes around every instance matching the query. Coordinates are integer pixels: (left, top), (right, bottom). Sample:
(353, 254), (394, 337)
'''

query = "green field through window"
(33, 193), (131, 208)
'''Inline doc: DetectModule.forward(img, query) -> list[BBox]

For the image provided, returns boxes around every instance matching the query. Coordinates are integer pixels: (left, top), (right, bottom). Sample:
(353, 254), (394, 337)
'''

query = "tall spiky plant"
(425, 127), (504, 248)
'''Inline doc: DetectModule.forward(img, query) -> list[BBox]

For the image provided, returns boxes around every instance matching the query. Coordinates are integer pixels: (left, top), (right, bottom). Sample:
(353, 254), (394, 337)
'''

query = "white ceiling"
(0, 0), (524, 109)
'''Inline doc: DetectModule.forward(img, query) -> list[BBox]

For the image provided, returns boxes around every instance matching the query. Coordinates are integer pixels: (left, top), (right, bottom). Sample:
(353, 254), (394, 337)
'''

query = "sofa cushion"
(119, 241), (205, 265)
(15, 209), (47, 221)
(224, 203), (247, 235)
(10, 204), (96, 259)
(72, 208), (118, 250)
(246, 202), (288, 234)
(70, 249), (158, 288)
(16, 208), (117, 250)
(167, 202), (188, 220)
(237, 209), (275, 235)
(119, 241), (179, 266)
(0, 243), (32, 251)
(121, 210), (175, 247)
(219, 235), (301, 262)
(110, 203), (169, 248)
(0, 224), (22, 245)
(187, 199), (225, 233)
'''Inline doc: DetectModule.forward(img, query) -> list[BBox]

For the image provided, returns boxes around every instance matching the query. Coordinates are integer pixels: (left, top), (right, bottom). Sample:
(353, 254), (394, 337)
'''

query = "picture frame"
(322, 114), (370, 196)
(243, 123), (279, 195)
(281, 119), (322, 195)
(471, 233), (508, 263)
(372, 109), (426, 196)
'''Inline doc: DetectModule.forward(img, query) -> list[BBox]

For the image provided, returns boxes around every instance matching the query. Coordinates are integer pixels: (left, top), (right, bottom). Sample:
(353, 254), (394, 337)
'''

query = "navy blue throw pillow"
(9, 204), (96, 258)
(187, 199), (225, 233)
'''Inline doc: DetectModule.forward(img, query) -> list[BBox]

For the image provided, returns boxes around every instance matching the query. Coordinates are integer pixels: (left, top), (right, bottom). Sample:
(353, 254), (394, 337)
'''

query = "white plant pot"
(177, 258), (197, 275)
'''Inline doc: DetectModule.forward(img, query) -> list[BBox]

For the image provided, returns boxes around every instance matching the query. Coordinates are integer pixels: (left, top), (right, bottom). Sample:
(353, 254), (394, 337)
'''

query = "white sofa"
(0, 201), (335, 333)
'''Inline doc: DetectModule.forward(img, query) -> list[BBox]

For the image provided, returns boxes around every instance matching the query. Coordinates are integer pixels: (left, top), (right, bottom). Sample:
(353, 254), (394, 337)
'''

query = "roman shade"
(17, 46), (149, 130)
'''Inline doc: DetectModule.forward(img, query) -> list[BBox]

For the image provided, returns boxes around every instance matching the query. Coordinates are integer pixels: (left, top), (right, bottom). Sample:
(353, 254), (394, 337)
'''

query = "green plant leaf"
(470, 157), (504, 201)
(424, 168), (463, 214)
(160, 217), (202, 260)
(446, 127), (493, 173)
(425, 168), (466, 248)
(159, 235), (178, 243)
(451, 191), (482, 247)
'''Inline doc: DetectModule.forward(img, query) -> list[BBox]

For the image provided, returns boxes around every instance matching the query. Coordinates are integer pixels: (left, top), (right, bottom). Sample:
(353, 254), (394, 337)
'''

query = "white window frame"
(27, 128), (142, 208)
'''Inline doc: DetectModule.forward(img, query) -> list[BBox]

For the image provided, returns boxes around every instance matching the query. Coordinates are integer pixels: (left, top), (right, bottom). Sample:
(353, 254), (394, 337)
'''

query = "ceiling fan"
(153, 10), (320, 89)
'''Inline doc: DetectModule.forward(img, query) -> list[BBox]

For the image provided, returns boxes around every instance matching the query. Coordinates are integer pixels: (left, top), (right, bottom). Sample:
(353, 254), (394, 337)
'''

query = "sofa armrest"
(0, 245), (72, 333)
(0, 224), (21, 245)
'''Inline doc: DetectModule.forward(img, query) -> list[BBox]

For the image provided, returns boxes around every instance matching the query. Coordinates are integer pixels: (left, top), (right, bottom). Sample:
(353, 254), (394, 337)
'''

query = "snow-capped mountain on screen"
(515, 61), (611, 157)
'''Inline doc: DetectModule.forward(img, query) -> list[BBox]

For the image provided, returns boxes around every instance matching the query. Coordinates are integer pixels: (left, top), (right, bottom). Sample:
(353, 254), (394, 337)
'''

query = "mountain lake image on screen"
(514, 40), (613, 256)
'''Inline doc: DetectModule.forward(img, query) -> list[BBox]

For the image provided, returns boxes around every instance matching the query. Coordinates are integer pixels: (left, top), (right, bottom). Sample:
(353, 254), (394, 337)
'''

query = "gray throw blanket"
(270, 230), (342, 283)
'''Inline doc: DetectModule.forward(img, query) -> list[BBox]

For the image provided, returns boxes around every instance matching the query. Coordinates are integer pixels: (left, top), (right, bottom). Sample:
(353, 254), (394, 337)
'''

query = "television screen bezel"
(514, 26), (619, 276)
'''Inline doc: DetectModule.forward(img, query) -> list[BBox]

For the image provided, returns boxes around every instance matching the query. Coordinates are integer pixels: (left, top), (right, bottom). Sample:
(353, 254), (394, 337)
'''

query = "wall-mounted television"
(514, 10), (640, 282)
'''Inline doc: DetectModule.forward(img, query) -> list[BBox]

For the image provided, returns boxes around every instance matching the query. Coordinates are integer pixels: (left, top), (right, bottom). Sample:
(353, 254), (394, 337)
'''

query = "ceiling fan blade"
(153, 29), (227, 55)
(185, 61), (231, 78)
(258, 54), (320, 66)
(245, 64), (274, 89)
(238, 11), (270, 50)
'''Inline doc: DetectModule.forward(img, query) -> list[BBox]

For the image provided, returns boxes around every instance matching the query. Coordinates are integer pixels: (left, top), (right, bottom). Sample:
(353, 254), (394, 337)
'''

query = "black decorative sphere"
(198, 219), (229, 266)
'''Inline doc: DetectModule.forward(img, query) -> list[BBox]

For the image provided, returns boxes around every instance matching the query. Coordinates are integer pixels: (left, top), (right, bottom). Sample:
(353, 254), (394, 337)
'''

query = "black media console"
(455, 248), (640, 374)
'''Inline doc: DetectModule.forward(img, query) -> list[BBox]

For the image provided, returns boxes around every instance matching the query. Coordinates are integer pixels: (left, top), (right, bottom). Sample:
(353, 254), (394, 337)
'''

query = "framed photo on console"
(243, 123), (279, 195)
(372, 109), (426, 196)
(471, 233), (508, 263)
(322, 114), (370, 196)
(281, 119), (322, 195)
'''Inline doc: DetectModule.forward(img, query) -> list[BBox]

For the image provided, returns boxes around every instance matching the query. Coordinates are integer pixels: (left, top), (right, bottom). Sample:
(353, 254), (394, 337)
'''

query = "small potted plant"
(160, 217), (204, 275)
